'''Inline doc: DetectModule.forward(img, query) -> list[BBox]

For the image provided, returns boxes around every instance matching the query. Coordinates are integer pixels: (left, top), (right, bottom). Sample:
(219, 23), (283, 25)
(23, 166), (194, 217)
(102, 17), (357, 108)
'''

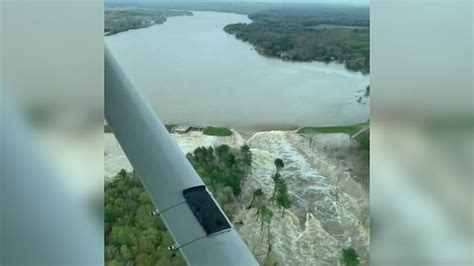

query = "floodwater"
(104, 130), (370, 264)
(105, 11), (369, 129)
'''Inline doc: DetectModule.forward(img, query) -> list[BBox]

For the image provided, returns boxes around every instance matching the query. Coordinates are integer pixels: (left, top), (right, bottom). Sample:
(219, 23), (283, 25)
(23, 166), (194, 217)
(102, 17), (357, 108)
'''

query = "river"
(105, 11), (369, 129)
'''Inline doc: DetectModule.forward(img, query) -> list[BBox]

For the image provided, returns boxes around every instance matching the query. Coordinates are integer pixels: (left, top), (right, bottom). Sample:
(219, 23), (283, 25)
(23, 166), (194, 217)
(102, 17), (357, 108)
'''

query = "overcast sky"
(106, 0), (369, 6)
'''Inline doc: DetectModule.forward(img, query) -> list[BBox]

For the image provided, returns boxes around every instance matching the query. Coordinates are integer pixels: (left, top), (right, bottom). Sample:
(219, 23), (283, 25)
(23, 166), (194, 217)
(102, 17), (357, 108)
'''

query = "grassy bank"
(298, 125), (363, 135)
(298, 122), (369, 151)
(203, 127), (233, 136)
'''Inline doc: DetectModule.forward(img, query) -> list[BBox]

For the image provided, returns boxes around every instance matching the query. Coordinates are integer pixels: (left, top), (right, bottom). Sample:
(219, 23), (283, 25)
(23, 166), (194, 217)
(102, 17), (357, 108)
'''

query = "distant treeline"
(104, 3), (369, 73)
(224, 7), (369, 74)
(105, 8), (192, 35)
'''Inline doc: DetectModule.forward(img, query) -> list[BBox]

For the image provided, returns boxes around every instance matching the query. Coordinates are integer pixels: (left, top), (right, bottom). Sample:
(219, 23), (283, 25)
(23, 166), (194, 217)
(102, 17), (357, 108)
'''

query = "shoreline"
(106, 11), (368, 133)
(105, 9), (369, 75)
(104, 122), (369, 145)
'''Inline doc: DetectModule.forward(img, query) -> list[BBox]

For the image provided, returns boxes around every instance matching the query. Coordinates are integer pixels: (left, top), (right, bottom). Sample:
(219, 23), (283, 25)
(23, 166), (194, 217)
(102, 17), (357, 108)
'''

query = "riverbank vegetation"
(298, 122), (369, 151)
(224, 6), (369, 73)
(340, 247), (361, 266)
(105, 8), (192, 35)
(298, 124), (364, 135)
(186, 145), (251, 219)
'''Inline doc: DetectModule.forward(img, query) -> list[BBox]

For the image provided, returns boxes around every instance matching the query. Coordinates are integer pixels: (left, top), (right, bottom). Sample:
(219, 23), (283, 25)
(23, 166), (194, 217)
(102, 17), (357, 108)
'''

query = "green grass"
(203, 127), (233, 136)
(298, 122), (369, 151)
(297, 124), (364, 135)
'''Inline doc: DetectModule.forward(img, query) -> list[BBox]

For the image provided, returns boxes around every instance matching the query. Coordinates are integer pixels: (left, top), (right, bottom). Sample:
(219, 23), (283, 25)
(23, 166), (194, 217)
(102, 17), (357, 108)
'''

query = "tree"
(257, 204), (274, 254)
(119, 168), (127, 178)
(275, 181), (291, 218)
(259, 204), (273, 232)
(265, 211), (273, 253)
(340, 248), (360, 266)
(187, 144), (250, 196)
(240, 145), (252, 167)
(250, 189), (266, 222)
(216, 144), (231, 159)
(107, 260), (121, 266)
(249, 188), (264, 209)
(271, 158), (285, 200)
(271, 172), (283, 200)
(240, 145), (252, 185)
(105, 171), (186, 265)
(274, 158), (284, 171)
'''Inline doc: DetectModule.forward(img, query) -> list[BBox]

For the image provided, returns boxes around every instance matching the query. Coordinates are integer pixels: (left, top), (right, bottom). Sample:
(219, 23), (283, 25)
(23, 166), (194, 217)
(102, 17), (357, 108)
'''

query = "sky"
(105, 0), (369, 6)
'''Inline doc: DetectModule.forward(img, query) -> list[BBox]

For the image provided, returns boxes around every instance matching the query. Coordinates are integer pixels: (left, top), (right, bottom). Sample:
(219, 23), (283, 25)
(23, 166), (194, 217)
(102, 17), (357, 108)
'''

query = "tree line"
(105, 8), (192, 35)
(186, 144), (252, 220)
(224, 7), (369, 74)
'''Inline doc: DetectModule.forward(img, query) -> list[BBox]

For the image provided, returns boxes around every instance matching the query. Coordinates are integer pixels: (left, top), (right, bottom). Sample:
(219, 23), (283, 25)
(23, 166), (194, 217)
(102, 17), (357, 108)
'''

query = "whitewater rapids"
(104, 129), (369, 265)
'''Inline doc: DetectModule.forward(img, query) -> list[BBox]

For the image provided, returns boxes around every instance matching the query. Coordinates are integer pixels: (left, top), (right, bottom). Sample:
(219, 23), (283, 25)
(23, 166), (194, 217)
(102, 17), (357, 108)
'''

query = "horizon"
(105, 0), (370, 7)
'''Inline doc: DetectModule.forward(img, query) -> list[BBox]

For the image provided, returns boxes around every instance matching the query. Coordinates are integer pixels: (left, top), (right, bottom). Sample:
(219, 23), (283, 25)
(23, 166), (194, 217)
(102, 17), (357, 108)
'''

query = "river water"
(105, 11), (369, 129)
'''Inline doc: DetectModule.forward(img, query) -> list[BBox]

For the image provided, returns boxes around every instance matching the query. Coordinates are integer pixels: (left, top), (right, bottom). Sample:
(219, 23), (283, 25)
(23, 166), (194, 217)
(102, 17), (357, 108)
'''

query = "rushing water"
(106, 11), (369, 129)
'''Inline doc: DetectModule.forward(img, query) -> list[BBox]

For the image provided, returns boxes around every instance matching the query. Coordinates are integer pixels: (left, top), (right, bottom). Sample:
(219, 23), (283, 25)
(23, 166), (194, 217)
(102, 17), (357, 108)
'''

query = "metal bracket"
(167, 243), (180, 251)
(149, 209), (160, 216)
(167, 234), (208, 252)
(148, 201), (187, 217)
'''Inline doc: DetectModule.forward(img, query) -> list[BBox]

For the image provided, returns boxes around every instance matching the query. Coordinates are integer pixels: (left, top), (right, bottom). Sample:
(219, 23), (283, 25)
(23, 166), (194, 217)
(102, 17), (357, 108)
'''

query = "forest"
(104, 8), (192, 35)
(105, 145), (252, 265)
(104, 170), (186, 265)
(224, 7), (369, 73)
